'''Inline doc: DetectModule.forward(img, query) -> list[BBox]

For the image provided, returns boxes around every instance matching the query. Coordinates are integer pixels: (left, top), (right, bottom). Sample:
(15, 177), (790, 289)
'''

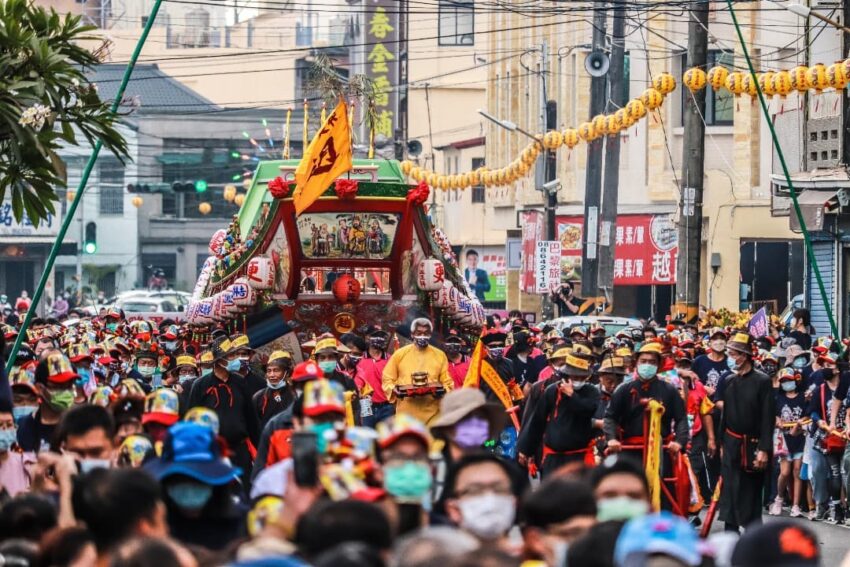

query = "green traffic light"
(84, 242), (97, 254)
(195, 180), (208, 193)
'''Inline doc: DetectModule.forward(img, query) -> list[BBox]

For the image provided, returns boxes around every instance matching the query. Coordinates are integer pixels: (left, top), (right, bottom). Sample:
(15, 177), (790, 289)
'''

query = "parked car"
(543, 315), (643, 337)
(109, 289), (189, 323)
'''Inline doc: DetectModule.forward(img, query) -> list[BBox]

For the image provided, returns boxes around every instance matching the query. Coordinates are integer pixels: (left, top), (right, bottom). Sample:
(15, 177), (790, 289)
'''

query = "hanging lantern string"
(401, 59), (850, 193)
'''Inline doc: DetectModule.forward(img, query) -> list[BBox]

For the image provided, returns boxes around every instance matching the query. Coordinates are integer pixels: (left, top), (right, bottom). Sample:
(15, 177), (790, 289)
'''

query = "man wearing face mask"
(592, 354), (627, 451)
(604, 342), (689, 480)
(313, 336), (358, 393)
(589, 324), (608, 358)
(383, 318), (453, 425)
(444, 334), (470, 389)
(591, 455), (651, 521)
(717, 331), (775, 532)
(187, 336), (260, 486)
(17, 351), (78, 453)
(355, 329), (394, 428)
(10, 361), (40, 426)
(55, 404), (116, 473)
(518, 346), (600, 476)
(253, 350), (296, 427)
(159, 324), (182, 356)
(691, 328), (729, 398)
(339, 332), (367, 379)
(376, 414), (434, 535)
(142, 389), (181, 445)
(226, 334), (267, 398)
(127, 345), (159, 394)
(166, 354), (199, 411)
(506, 329), (546, 389)
(431, 388), (507, 463)
(444, 453), (519, 549)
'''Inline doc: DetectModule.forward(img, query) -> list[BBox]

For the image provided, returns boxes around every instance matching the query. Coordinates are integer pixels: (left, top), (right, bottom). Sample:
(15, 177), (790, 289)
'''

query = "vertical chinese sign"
(519, 210), (543, 293)
(365, 1), (399, 140)
(534, 241), (562, 294)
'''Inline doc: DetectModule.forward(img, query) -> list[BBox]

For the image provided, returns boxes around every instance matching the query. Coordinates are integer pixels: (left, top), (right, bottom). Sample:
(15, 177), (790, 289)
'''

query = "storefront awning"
(789, 190), (840, 232)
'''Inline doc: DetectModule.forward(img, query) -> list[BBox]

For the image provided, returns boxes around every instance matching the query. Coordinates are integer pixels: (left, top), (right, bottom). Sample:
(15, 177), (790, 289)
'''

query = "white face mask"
(457, 493), (515, 540)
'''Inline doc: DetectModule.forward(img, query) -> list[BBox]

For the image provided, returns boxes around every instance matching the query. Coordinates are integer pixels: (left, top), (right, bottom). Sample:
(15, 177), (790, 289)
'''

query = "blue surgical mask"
(12, 406), (36, 424)
(318, 361), (337, 374)
(79, 458), (111, 474)
(164, 341), (178, 351)
(226, 359), (241, 373)
(136, 365), (156, 377)
(167, 482), (213, 511)
(597, 496), (650, 522)
(308, 422), (337, 454)
(267, 379), (286, 390)
(0, 428), (16, 452)
(637, 364), (657, 381)
(201, 367), (213, 377)
(178, 373), (195, 384)
(781, 381), (797, 392)
(727, 357), (739, 372)
(793, 357), (807, 369)
(106, 322), (119, 332)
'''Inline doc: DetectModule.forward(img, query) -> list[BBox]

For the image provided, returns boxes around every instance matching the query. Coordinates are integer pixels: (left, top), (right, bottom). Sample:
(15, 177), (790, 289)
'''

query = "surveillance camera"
(542, 179), (562, 193)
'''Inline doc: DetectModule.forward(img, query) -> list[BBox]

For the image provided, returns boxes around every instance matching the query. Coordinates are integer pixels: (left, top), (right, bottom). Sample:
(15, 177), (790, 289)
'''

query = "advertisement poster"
(462, 248), (506, 303)
(520, 210), (544, 293)
(534, 241), (562, 294)
(555, 214), (678, 285)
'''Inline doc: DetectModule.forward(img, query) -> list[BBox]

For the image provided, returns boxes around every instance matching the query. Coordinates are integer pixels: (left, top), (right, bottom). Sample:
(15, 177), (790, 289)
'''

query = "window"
(681, 51), (733, 126)
(98, 159), (124, 215)
(471, 157), (485, 203)
(438, 1), (474, 46)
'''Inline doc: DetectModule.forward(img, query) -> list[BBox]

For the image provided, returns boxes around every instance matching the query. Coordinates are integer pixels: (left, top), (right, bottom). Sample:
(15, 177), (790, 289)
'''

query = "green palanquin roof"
(237, 159), (409, 240)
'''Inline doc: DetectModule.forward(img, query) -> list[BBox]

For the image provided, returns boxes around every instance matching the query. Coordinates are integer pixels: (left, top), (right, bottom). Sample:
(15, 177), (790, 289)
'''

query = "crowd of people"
(0, 305), (839, 566)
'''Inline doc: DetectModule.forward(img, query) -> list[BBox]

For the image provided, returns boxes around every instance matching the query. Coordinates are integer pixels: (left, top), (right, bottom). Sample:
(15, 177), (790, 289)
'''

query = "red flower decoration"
(268, 176), (290, 199)
(335, 178), (359, 200)
(407, 181), (430, 206)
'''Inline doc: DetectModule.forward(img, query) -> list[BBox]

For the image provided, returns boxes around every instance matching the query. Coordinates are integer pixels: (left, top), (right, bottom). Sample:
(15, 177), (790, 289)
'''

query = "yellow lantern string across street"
(772, 70), (792, 98)
(427, 173), (438, 187)
(842, 59), (850, 83)
(199, 202), (212, 215)
(400, 160), (413, 175)
(790, 66), (809, 94)
(605, 113), (623, 136)
(725, 72), (745, 97)
(827, 62), (848, 91)
(470, 169), (482, 186)
(131, 196), (143, 208)
(223, 184), (237, 202)
(741, 74), (758, 97)
(543, 130), (563, 150)
(578, 121), (597, 142)
(807, 63), (828, 93)
(758, 71), (776, 97)
(640, 88), (664, 110)
(652, 73), (677, 96)
(707, 66), (728, 91)
(562, 128), (580, 149)
(234, 193), (245, 207)
(626, 99), (647, 122)
(409, 166), (423, 182)
(615, 108), (634, 130)
(683, 67), (707, 93)
(591, 114), (607, 136)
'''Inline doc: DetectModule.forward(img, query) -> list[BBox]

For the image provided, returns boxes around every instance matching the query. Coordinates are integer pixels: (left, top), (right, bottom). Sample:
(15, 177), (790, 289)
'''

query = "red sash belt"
(542, 442), (596, 466)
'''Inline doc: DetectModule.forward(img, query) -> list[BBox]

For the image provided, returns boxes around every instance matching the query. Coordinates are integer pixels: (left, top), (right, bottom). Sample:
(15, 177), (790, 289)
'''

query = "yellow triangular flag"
(293, 100), (353, 215)
(463, 335), (484, 388)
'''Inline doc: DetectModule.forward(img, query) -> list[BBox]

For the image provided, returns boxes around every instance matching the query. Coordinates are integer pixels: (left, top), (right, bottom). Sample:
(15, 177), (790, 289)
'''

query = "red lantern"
(332, 274), (361, 303)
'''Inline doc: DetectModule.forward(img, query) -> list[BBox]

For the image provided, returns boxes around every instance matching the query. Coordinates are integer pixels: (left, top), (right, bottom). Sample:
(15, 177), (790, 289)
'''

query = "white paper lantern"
(195, 298), (214, 323)
(209, 229), (228, 257)
(230, 278), (255, 308)
(431, 280), (457, 310)
(246, 257), (275, 290)
(416, 258), (446, 291)
(222, 291), (240, 315)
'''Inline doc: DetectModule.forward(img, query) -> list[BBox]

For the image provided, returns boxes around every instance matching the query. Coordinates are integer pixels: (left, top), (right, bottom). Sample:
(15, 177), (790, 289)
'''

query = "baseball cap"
(730, 520), (820, 567)
(614, 512), (701, 567)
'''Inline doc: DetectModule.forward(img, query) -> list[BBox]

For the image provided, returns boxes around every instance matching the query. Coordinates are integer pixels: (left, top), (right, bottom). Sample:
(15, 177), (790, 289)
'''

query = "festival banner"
(748, 307), (769, 338)
(519, 210), (543, 293)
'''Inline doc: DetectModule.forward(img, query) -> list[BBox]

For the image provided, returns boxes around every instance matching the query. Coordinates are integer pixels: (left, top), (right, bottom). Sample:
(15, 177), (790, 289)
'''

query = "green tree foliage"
(0, 0), (128, 226)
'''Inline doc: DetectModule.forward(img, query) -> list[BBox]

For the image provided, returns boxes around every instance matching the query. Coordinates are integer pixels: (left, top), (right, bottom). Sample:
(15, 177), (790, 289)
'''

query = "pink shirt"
(0, 451), (34, 497)
(355, 356), (390, 403)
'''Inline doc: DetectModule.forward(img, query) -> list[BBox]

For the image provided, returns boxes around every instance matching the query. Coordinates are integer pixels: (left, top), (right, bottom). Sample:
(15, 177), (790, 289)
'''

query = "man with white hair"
(382, 318), (453, 424)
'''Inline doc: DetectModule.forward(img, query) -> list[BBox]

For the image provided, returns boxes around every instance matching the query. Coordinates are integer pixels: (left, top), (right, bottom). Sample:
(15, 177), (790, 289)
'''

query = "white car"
(111, 290), (189, 322)
(544, 315), (643, 337)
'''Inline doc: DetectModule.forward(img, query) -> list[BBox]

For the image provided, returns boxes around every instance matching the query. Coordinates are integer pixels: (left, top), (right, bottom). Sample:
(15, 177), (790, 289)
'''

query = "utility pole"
(674, 0), (709, 323)
(395, 0), (409, 160)
(581, 2), (607, 298)
(538, 39), (559, 320)
(598, 0), (626, 308)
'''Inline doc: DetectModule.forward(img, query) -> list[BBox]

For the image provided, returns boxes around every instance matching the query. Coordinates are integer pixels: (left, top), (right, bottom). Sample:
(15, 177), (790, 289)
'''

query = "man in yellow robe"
(382, 318), (453, 424)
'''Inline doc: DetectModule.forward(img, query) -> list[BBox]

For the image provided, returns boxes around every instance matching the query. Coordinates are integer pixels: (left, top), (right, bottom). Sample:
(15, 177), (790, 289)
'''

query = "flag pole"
(4, 0), (164, 374)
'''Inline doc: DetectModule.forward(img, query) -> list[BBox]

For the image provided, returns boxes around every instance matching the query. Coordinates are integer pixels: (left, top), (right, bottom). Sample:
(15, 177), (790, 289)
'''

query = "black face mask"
(591, 336), (605, 348)
(445, 344), (462, 355)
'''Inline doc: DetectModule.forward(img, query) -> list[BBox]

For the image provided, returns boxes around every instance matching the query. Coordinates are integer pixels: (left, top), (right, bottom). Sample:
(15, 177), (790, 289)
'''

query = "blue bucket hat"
(144, 422), (241, 486)
(614, 511), (701, 567)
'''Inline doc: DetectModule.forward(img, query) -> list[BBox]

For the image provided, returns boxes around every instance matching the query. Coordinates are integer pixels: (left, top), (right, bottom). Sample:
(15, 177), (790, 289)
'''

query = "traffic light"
(84, 222), (97, 254)
(126, 183), (151, 193)
(171, 181), (208, 193)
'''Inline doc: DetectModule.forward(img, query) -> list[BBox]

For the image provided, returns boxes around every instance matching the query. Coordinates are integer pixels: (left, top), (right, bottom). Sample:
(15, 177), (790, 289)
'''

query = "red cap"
(292, 361), (324, 383)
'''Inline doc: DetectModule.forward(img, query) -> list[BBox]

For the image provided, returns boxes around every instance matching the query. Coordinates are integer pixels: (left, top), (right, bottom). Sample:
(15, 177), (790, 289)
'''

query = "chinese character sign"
(365, 2), (399, 140)
(748, 307), (768, 338)
(520, 211), (543, 293)
(535, 241), (562, 294)
(0, 201), (57, 237)
(556, 214), (678, 286)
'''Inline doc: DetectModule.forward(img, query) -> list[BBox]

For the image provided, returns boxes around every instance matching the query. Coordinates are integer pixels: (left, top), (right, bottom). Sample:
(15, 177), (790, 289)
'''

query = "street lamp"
(774, 1), (850, 34)
(477, 109), (542, 146)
